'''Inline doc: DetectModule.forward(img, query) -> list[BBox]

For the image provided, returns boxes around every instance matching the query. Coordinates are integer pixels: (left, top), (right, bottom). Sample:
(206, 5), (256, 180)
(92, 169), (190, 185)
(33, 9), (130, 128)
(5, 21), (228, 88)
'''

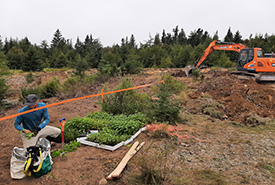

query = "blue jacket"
(14, 102), (50, 132)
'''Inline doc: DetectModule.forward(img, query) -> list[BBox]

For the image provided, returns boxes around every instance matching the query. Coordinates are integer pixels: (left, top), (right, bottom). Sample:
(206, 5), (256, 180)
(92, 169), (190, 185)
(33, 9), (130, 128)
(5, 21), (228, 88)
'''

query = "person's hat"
(25, 94), (38, 106)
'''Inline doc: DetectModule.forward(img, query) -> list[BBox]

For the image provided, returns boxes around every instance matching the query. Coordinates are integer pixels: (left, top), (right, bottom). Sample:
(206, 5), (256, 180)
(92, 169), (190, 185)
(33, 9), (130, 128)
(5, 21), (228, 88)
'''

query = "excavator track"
(231, 71), (275, 82)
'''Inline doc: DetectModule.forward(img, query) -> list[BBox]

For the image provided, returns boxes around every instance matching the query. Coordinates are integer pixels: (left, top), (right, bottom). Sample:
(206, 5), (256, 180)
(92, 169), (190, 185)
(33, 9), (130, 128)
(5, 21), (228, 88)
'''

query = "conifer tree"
(51, 29), (66, 49)
(178, 29), (187, 45)
(233, 30), (242, 43)
(224, 27), (234, 42)
(154, 33), (161, 45)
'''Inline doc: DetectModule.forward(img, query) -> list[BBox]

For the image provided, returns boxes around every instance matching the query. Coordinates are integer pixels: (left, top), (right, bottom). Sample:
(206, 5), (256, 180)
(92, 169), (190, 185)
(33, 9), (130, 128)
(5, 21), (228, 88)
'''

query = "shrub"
(19, 77), (61, 102)
(40, 77), (60, 98)
(160, 74), (185, 94)
(20, 87), (42, 103)
(0, 78), (8, 106)
(148, 83), (182, 124)
(192, 69), (201, 80)
(121, 53), (142, 75)
(25, 72), (35, 83)
(73, 55), (89, 77)
(101, 78), (151, 115)
(98, 62), (119, 77)
(60, 74), (102, 98)
(201, 97), (225, 119)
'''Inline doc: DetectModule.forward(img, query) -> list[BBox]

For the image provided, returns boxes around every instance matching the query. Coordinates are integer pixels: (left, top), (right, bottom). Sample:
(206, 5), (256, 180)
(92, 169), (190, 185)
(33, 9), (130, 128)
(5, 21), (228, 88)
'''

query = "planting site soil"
(0, 69), (274, 185)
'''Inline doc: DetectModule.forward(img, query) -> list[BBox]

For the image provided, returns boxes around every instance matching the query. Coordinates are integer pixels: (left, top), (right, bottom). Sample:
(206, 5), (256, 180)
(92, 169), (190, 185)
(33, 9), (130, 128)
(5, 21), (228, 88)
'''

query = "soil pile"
(200, 71), (275, 123)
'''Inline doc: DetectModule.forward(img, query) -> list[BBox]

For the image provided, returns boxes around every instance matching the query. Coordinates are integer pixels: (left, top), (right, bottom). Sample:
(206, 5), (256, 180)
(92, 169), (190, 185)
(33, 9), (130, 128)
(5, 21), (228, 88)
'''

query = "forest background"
(0, 26), (275, 104)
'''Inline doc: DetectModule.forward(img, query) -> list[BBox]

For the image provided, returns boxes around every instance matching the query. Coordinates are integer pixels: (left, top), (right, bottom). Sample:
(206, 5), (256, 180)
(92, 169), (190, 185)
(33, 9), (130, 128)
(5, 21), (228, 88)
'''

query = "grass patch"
(25, 72), (35, 83)
(257, 161), (275, 178)
(194, 169), (227, 185)
(243, 113), (271, 126)
(201, 96), (225, 119)
(43, 67), (72, 72)
(128, 141), (179, 185)
(179, 112), (210, 125)
(231, 119), (275, 134)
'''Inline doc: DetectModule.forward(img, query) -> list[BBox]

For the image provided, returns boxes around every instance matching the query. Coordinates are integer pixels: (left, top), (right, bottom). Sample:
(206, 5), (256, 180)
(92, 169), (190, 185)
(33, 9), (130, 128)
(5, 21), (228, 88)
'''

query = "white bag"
(10, 147), (27, 179)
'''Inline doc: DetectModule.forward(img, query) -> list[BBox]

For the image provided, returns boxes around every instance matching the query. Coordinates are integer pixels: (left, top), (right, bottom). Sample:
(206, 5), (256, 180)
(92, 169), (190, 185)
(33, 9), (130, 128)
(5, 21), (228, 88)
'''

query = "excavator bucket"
(184, 65), (195, 77)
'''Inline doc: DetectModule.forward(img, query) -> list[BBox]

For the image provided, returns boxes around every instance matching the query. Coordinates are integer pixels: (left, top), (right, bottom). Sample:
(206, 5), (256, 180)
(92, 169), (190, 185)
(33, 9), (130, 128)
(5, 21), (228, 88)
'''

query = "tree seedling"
(19, 130), (35, 140)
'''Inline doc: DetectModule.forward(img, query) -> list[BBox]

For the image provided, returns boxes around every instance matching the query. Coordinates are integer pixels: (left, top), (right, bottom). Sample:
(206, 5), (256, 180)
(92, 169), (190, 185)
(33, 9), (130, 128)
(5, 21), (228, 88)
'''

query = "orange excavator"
(184, 40), (275, 82)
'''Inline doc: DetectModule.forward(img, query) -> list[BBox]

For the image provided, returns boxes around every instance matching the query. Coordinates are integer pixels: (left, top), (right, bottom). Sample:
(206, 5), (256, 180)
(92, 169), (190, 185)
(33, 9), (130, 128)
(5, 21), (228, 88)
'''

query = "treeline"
(0, 26), (275, 74)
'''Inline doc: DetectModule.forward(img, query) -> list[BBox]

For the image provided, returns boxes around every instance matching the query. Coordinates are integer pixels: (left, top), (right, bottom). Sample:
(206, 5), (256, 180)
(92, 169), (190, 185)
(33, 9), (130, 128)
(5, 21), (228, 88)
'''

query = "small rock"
(98, 178), (107, 185)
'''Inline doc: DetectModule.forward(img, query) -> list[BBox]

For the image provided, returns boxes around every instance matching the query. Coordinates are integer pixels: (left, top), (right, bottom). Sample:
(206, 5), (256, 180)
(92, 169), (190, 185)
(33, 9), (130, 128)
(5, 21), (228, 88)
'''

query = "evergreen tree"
(98, 50), (121, 76)
(6, 46), (24, 69)
(202, 31), (210, 43)
(154, 33), (161, 45)
(224, 27), (234, 42)
(0, 51), (9, 75)
(233, 30), (243, 43)
(19, 37), (32, 53)
(3, 38), (16, 54)
(166, 33), (173, 45)
(161, 30), (167, 44)
(213, 31), (219, 40)
(129, 34), (136, 48)
(74, 37), (84, 56)
(49, 49), (68, 68)
(178, 29), (187, 45)
(51, 29), (66, 49)
(40, 40), (50, 58)
(188, 28), (204, 47)
(121, 51), (141, 74)
(55, 52), (68, 68)
(73, 54), (89, 77)
(0, 35), (3, 50)
(85, 51), (98, 68)
(160, 56), (173, 68)
(21, 46), (43, 71)
(172, 25), (179, 44)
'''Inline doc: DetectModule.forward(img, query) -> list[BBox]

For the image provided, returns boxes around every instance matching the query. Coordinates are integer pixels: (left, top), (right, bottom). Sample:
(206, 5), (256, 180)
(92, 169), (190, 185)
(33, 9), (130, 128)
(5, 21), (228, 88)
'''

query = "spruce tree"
(213, 31), (219, 40)
(21, 46), (43, 71)
(178, 29), (187, 45)
(51, 29), (65, 49)
(233, 30), (242, 43)
(224, 27), (234, 42)
(154, 33), (161, 45)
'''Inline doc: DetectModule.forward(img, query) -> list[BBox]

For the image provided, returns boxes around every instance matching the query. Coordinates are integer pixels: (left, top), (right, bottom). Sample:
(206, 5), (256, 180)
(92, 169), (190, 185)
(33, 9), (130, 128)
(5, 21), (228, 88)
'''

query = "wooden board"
(107, 141), (145, 179)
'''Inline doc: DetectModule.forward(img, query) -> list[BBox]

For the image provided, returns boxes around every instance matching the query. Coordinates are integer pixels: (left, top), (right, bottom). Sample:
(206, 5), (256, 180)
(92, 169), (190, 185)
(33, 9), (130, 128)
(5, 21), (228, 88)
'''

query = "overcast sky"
(1, 0), (275, 47)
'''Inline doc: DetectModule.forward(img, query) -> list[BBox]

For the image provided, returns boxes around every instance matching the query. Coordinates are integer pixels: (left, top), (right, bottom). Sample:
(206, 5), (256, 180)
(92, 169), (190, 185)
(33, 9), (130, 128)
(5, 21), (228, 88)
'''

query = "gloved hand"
(33, 127), (41, 136)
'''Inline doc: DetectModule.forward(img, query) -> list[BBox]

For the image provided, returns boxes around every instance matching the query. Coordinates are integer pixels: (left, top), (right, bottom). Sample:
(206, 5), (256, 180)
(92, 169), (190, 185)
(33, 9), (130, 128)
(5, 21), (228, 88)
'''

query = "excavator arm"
(195, 40), (247, 68)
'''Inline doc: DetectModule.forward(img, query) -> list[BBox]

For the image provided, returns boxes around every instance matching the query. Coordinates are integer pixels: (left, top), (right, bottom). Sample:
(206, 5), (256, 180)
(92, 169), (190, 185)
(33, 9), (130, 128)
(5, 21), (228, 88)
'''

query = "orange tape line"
(0, 80), (164, 122)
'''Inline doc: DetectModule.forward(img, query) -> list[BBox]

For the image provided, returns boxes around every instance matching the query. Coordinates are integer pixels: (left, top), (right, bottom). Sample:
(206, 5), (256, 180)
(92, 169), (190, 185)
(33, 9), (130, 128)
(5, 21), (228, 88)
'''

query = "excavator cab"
(237, 49), (255, 71)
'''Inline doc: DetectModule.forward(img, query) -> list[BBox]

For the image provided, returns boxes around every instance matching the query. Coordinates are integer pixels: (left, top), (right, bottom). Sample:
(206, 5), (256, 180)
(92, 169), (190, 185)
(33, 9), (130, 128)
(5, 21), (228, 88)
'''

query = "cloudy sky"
(1, 0), (275, 47)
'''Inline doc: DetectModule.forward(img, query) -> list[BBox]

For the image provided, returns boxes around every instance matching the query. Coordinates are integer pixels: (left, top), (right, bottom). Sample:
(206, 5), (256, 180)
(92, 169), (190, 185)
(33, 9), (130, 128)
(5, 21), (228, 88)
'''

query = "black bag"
(24, 146), (51, 177)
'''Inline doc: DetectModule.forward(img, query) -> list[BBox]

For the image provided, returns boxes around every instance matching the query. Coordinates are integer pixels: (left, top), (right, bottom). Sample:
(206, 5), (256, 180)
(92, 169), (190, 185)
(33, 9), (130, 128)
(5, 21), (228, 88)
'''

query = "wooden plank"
(107, 141), (145, 179)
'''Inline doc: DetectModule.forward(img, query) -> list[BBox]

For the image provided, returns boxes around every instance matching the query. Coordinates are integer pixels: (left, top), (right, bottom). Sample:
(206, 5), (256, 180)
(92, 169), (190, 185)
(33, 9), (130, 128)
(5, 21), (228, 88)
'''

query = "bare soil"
(0, 69), (274, 185)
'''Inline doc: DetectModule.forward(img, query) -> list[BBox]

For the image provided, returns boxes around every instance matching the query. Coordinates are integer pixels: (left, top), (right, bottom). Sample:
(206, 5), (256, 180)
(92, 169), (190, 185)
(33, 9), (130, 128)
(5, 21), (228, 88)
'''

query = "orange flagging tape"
(0, 80), (164, 122)
(146, 123), (211, 143)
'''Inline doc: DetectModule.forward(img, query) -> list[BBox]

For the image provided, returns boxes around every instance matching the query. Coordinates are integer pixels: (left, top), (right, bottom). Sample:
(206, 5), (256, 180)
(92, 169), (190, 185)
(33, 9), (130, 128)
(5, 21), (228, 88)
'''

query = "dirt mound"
(200, 71), (275, 122)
